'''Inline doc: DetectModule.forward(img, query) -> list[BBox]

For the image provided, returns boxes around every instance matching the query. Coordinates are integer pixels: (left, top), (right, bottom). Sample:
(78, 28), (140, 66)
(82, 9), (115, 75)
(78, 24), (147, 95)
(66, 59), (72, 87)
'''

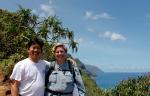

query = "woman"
(45, 43), (85, 96)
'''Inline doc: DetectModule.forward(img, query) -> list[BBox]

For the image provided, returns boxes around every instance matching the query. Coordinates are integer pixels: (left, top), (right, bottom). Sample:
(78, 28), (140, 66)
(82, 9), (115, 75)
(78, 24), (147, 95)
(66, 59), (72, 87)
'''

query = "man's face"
(28, 43), (42, 62)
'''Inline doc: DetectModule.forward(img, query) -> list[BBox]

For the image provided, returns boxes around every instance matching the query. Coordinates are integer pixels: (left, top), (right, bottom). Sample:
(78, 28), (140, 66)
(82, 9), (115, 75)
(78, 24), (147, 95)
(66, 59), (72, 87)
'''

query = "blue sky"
(1, 0), (150, 72)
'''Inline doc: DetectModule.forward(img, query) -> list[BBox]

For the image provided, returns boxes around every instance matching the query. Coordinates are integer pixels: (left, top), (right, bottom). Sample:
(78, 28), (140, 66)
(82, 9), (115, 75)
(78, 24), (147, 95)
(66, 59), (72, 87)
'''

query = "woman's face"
(54, 46), (67, 62)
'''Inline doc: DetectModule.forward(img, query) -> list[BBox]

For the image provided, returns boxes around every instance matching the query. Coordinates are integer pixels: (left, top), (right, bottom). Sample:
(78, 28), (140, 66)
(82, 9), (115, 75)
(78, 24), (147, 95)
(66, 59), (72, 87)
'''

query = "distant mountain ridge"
(74, 58), (104, 79)
(85, 64), (104, 75)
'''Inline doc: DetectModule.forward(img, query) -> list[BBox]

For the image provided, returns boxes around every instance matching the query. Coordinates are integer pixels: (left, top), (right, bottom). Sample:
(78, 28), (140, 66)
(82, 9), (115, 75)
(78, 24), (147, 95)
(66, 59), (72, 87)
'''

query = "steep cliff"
(0, 69), (11, 96)
(74, 58), (104, 79)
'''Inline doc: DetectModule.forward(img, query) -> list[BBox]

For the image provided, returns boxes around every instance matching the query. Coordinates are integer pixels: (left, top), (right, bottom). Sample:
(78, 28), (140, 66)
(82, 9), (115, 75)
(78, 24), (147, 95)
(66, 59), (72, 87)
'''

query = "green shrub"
(0, 53), (25, 77)
(108, 75), (150, 96)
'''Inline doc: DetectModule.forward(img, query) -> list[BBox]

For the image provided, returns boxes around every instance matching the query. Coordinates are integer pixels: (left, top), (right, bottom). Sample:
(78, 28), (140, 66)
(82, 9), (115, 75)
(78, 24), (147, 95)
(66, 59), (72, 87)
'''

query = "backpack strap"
(45, 61), (55, 87)
(67, 60), (76, 83)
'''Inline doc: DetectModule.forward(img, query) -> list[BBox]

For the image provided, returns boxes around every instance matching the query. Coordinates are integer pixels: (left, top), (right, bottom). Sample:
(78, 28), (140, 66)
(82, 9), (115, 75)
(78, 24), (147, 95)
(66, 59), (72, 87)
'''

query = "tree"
(0, 7), (78, 77)
(0, 6), (77, 60)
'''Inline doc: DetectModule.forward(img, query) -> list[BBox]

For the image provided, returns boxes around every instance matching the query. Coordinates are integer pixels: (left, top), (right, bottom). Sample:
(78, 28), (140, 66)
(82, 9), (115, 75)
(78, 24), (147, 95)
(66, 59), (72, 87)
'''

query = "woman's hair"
(52, 43), (67, 53)
(27, 37), (44, 50)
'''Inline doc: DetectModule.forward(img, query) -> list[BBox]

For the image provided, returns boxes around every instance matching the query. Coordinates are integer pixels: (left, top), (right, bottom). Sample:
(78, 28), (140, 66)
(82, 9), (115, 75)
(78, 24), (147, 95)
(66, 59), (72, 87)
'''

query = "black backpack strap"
(45, 61), (55, 87)
(67, 60), (76, 83)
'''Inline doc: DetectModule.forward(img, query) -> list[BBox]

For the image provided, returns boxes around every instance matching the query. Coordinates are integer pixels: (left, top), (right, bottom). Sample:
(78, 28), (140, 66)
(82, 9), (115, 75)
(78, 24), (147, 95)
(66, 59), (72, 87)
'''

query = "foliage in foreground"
(81, 70), (106, 96)
(106, 75), (150, 96)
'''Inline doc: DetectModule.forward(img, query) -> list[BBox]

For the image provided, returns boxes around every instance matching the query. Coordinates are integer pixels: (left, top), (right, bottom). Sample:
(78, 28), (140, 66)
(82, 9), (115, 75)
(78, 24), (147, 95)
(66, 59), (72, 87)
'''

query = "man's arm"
(10, 79), (20, 96)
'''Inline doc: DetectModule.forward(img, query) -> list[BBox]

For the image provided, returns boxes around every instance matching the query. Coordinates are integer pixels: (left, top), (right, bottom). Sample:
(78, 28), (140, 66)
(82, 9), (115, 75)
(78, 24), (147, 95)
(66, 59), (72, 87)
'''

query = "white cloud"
(75, 37), (95, 46)
(75, 37), (84, 43)
(93, 12), (113, 20)
(145, 13), (150, 18)
(100, 31), (127, 41)
(85, 11), (113, 20)
(39, 13), (46, 17)
(40, 0), (55, 17)
(32, 9), (37, 14)
(85, 11), (92, 19)
(78, 38), (84, 43)
(101, 64), (150, 72)
(87, 27), (95, 32)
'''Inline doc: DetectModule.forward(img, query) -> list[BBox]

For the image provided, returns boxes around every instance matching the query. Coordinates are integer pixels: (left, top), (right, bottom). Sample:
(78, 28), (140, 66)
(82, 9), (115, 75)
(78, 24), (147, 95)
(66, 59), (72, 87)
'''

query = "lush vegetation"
(1, 7), (150, 96)
(81, 70), (106, 96)
(107, 75), (150, 96)
(0, 6), (77, 76)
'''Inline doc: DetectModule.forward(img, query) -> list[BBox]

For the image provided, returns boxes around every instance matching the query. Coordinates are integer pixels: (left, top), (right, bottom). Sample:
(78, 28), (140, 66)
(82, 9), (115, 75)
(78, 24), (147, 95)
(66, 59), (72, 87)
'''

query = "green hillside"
(1, 7), (150, 96)
(0, 7), (105, 95)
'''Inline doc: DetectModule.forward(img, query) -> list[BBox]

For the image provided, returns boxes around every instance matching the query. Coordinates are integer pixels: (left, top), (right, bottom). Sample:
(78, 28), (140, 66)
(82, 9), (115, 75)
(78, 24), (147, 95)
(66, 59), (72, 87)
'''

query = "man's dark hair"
(27, 37), (44, 50)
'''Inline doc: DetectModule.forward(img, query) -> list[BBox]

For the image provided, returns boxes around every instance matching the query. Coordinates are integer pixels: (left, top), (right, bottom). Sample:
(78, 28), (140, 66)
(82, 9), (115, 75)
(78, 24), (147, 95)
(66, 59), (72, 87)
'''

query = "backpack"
(45, 60), (76, 89)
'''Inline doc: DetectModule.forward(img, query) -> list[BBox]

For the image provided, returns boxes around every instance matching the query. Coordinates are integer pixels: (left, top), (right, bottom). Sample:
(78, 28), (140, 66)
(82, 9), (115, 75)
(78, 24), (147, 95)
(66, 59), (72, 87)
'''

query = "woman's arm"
(67, 58), (86, 96)
(74, 67), (86, 96)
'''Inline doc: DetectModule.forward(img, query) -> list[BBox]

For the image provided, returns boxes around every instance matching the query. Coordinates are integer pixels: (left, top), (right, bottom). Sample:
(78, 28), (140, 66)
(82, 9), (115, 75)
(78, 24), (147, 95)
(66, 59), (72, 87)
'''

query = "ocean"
(96, 72), (146, 89)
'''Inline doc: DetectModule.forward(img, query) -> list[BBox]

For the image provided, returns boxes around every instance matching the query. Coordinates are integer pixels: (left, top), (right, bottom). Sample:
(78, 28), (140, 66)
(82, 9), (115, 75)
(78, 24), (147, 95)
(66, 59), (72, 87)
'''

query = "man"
(10, 37), (50, 96)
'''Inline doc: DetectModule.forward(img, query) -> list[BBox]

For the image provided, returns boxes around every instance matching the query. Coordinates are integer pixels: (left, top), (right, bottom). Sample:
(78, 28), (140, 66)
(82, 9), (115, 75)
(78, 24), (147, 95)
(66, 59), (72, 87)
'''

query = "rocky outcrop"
(74, 58), (104, 80)
(0, 69), (11, 96)
(0, 70), (5, 82)
(0, 83), (11, 96)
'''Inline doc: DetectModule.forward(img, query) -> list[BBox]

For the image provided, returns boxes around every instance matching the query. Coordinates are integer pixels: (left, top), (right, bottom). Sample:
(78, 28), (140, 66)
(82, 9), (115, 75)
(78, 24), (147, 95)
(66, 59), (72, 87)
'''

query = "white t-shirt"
(10, 58), (50, 96)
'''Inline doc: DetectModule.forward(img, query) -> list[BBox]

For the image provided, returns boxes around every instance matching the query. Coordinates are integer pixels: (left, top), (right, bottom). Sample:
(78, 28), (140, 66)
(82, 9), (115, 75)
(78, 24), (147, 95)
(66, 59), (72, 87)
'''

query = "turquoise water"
(96, 72), (146, 89)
